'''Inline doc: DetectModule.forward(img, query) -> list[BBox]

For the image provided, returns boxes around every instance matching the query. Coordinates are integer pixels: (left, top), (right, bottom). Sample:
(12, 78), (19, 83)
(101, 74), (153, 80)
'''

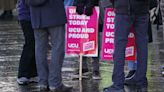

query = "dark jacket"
(17, 0), (31, 21)
(111, 0), (149, 15)
(29, 0), (67, 29)
(149, 0), (157, 10)
(74, 0), (99, 6)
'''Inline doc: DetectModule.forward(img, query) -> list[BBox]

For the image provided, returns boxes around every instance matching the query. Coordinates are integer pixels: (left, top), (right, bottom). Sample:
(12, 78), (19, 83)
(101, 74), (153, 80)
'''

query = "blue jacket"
(64, 0), (74, 7)
(30, 0), (67, 29)
(17, 0), (31, 21)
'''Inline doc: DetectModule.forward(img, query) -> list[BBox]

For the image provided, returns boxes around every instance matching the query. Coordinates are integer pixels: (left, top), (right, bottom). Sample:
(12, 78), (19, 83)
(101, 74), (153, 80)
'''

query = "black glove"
(75, 0), (86, 15)
(76, 4), (85, 15)
(85, 5), (94, 16)
(85, 0), (94, 16)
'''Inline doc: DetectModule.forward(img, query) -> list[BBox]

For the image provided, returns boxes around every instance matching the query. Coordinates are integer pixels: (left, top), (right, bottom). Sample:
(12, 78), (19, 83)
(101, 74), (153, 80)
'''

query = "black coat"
(112, 0), (149, 15)
(74, 0), (99, 6)
(149, 0), (157, 10)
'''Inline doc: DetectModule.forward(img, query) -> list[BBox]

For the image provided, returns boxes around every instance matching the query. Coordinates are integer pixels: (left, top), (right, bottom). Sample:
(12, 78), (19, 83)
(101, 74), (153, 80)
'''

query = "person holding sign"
(103, 0), (149, 92)
(74, 0), (103, 80)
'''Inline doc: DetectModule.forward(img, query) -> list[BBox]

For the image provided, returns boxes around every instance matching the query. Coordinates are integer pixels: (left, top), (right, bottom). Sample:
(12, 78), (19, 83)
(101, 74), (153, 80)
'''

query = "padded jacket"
(110, 0), (149, 15)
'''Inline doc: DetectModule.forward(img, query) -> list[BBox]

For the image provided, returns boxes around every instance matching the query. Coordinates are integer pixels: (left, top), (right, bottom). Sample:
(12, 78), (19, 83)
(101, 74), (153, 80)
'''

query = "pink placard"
(101, 8), (136, 61)
(65, 6), (99, 57)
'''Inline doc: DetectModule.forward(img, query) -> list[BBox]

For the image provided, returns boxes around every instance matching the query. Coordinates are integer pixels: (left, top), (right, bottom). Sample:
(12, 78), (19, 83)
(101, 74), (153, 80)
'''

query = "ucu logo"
(68, 43), (79, 48)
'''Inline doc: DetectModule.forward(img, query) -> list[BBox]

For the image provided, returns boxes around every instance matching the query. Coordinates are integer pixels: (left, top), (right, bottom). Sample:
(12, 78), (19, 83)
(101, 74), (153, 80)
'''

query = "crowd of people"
(0, 0), (164, 92)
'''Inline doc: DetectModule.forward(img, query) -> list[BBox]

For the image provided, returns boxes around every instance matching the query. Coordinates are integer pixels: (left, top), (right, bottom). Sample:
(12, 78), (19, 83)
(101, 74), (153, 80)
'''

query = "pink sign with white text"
(101, 8), (136, 60)
(65, 6), (99, 57)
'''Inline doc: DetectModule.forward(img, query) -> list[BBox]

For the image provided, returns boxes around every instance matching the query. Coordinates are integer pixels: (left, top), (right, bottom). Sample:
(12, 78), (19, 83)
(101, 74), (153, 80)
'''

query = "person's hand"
(85, 5), (94, 16)
(75, 0), (86, 15)
(76, 3), (85, 15)
(84, 0), (95, 16)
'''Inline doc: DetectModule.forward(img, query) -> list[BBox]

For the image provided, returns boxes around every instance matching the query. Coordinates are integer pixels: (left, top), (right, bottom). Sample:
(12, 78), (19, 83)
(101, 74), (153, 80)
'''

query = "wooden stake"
(79, 53), (83, 80)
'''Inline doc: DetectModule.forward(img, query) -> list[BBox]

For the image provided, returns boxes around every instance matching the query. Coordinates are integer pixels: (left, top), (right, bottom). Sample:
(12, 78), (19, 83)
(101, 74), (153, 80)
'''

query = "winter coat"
(29, 0), (67, 29)
(111, 0), (149, 15)
(17, 0), (31, 21)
